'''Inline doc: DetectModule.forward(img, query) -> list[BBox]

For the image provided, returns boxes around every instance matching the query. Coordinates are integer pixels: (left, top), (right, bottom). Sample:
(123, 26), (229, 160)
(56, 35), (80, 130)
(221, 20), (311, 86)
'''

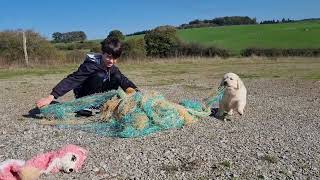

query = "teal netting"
(40, 90), (118, 119)
(40, 87), (224, 138)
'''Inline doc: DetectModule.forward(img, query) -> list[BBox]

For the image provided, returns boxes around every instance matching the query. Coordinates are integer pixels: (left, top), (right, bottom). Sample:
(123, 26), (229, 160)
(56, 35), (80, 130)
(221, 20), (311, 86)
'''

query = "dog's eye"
(230, 78), (233, 80)
(71, 155), (77, 162)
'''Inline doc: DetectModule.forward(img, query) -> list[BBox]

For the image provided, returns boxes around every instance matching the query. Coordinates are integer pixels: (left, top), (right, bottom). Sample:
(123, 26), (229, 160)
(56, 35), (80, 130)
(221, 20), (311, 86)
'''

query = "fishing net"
(39, 87), (224, 138)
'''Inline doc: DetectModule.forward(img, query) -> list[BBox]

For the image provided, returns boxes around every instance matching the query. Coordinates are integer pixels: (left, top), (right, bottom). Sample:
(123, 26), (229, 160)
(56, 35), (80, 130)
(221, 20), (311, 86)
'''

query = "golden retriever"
(218, 72), (247, 120)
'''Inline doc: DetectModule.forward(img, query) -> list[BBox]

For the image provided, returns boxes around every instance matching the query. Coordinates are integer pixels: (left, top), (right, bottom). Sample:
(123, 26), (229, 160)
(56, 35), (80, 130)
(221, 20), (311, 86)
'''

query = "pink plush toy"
(0, 144), (87, 180)
(0, 159), (26, 180)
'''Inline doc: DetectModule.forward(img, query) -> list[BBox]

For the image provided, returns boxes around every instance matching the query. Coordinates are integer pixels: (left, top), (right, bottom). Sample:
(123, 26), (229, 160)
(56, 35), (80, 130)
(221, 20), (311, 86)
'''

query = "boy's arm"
(36, 62), (96, 108)
(50, 63), (97, 99)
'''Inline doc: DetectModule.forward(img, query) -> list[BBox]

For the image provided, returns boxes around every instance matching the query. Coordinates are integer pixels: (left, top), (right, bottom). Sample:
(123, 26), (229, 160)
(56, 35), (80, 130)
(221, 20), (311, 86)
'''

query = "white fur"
(43, 153), (78, 174)
(218, 72), (247, 120)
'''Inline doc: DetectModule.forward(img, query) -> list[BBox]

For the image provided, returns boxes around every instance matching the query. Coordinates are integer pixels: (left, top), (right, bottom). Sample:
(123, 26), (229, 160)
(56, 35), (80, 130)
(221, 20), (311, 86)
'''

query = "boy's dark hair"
(100, 37), (122, 59)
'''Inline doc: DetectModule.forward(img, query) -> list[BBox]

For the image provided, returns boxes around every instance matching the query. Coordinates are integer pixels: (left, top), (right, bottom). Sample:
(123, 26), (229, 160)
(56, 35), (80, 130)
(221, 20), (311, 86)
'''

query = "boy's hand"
(125, 87), (136, 95)
(36, 95), (54, 108)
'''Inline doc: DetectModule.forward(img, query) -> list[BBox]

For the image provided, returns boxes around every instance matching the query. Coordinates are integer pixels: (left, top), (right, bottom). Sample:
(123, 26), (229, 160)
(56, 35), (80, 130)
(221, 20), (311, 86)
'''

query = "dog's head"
(220, 72), (243, 90)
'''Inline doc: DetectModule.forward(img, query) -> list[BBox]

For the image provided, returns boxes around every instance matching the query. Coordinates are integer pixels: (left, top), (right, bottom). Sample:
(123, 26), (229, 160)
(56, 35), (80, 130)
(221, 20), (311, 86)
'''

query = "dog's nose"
(223, 81), (228, 86)
(69, 168), (74, 172)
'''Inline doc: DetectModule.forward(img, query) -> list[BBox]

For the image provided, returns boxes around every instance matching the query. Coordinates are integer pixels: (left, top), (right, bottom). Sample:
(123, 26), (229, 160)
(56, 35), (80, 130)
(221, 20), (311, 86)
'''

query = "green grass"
(177, 21), (320, 55)
(53, 21), (320, 56)
(221, 160), (232, 168)
(118, 21), (320, 55)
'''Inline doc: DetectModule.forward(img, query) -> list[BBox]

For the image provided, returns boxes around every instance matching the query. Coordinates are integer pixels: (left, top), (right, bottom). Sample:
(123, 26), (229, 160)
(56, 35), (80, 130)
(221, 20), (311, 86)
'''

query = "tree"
(144, 25), (180, 58)
(52, 32), (63, 42)
(107, 30), (125, 41)
(51, 31), (87, 43)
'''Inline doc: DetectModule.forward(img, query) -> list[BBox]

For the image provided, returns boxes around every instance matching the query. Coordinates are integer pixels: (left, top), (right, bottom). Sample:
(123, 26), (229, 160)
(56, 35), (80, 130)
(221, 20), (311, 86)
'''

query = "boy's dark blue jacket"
(50, 54), (137, 99)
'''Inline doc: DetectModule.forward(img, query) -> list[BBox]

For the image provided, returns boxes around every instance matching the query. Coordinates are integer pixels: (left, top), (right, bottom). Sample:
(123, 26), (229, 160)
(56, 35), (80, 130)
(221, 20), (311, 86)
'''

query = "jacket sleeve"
(50, 62), (97, 98)
(116, 68), (138, 91)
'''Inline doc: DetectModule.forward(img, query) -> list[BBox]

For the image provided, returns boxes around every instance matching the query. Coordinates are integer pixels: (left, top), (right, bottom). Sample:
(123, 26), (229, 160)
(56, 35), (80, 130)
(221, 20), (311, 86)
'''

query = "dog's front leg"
(237, 101), (246, 116)
(227, 109), (233, 116)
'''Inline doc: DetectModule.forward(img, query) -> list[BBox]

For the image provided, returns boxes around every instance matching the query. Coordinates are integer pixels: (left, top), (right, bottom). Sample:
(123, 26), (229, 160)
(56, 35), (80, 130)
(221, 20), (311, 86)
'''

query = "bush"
(54, 41), (100, 52)
(241, 48), (320, 57)
(64, 50), (87, 64)
(122, 38), (146, 60)
(90, 43), (102, 53)
(177, 43), (204, 56)
(0, 30), (62, 65)
(144, 26), (180, 58)
(177, 43), (230, 58)
(205, 46), (230, 58)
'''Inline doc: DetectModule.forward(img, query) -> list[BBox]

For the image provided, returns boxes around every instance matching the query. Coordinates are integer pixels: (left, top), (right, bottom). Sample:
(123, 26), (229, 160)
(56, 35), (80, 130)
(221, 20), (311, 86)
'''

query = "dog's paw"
(221, 112), (232, 121)
(223, 116), (232, 121)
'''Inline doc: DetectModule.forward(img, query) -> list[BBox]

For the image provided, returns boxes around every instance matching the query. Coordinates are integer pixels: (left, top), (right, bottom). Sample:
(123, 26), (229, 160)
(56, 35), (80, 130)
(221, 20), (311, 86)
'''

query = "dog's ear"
(237, 79), (243, 89)
(219, 78), (225, 88)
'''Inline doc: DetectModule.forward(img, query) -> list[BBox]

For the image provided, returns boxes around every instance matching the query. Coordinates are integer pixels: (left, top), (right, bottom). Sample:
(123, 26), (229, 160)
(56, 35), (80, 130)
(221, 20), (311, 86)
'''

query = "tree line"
(178, 16), (257, 29)
(127, 16), (305, 35)
(1, 18), (320, 66)
(260, 18), (295, 24)
(52, 31), (87, 43)
(128, 16), (258, 36)
(110, 26), (230, 59)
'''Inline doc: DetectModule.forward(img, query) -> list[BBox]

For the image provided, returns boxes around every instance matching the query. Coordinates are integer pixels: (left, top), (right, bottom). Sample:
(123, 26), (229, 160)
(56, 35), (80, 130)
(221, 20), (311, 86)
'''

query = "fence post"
(22, 31), (29, 66)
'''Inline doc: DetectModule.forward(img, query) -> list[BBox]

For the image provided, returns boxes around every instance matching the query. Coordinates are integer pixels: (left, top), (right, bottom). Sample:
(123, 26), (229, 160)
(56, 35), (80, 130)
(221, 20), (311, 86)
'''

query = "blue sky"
(1, 0), (319, 40)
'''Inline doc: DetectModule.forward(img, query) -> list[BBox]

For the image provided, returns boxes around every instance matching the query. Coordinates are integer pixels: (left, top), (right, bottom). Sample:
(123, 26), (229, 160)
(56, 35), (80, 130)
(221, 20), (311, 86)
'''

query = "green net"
(40, 87), (224, 138)
(40, 90), (118, 119)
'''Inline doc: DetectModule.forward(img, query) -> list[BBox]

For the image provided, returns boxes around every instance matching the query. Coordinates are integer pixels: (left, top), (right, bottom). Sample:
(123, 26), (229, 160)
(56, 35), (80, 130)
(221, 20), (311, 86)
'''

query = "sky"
(1, 0), (319, 40)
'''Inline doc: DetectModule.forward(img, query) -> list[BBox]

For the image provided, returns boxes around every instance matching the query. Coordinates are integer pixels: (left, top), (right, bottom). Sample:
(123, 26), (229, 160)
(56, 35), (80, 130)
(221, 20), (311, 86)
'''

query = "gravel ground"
(1, 75), (320, 180)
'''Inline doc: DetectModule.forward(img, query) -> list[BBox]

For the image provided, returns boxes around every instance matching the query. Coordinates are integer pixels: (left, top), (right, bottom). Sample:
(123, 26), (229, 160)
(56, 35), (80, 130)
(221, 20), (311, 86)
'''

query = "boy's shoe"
(76, 108), (93, 117)
(75, 108), (101, 117)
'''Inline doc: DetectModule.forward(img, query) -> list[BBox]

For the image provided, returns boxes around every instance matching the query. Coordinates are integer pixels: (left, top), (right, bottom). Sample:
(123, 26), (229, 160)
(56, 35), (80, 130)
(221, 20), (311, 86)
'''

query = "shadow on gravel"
(209, 108), (233, 121)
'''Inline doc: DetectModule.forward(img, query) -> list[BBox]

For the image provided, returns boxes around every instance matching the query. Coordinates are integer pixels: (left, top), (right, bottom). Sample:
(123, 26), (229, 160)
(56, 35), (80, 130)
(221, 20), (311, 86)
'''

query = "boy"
(36, 38), (138, 109)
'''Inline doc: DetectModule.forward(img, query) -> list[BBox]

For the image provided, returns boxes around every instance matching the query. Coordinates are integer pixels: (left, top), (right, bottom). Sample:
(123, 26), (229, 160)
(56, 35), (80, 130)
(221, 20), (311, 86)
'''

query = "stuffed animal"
(0, 144), (87, 180)
(0, 159), (27, 180)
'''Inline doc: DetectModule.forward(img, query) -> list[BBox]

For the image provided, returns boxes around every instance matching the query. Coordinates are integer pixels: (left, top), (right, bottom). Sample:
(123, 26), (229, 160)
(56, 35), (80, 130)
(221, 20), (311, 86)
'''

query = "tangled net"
(40, 87), (224, 138)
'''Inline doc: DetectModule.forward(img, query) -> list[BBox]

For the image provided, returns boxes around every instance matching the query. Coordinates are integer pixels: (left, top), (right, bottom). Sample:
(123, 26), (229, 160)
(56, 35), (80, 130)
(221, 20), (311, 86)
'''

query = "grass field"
(177, 21), (320, 55)
(1, 58), (319, 86)
(55, 21), (320, 56)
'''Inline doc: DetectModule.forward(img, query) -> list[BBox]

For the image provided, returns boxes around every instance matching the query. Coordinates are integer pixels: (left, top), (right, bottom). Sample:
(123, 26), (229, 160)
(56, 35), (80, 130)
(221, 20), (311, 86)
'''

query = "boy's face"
(102, 53), (117, 68)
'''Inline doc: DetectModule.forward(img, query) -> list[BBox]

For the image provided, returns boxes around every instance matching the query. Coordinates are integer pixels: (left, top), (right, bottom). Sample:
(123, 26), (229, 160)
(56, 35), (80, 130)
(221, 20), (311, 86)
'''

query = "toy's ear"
(78, 148), (87, 155)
